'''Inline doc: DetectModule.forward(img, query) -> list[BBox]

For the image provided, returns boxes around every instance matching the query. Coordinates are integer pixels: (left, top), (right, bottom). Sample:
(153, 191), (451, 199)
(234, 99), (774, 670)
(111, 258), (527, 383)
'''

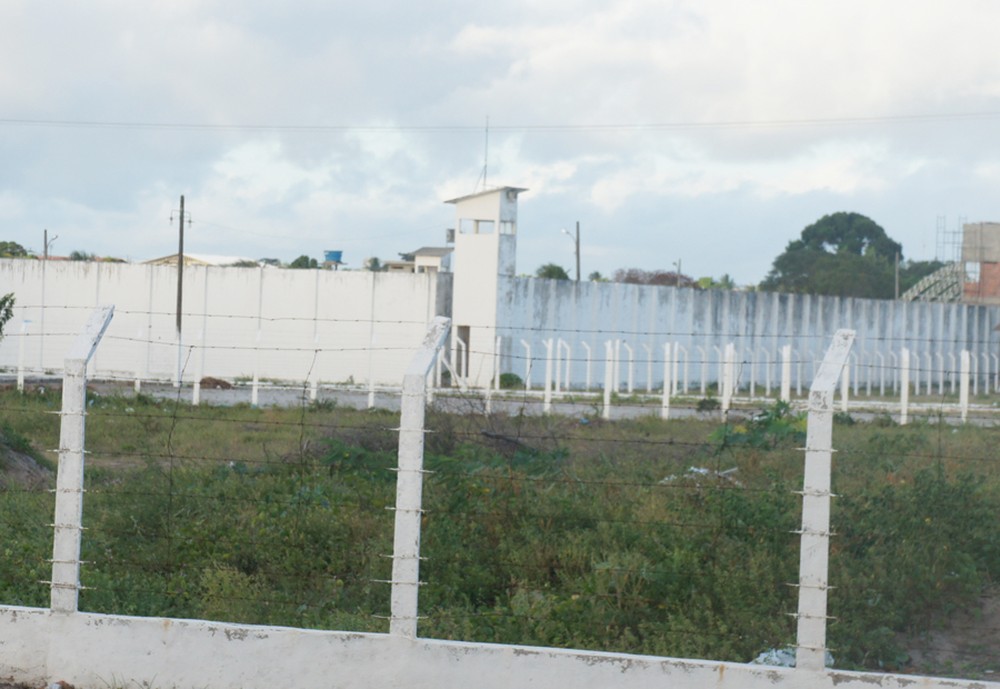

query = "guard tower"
(446, 186), (526, 387)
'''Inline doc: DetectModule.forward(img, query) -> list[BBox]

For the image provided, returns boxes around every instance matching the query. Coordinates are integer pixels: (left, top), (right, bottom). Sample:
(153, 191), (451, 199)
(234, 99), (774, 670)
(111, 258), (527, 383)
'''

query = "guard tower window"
(459, 219), (495, 234)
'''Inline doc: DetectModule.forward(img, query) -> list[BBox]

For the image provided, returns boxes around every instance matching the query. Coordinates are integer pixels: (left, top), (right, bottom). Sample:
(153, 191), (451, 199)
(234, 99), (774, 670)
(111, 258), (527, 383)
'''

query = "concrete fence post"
(795, 328), (855, 671)
(543, 339), (554, 414)
(50, 305), (115, 613)
(721, 343), (735, 413)
(16, 320), (28, 393)
(602, 341), (613, 420)
(960, 350), (970, 423)
(661, 343), (672, 420)
(780, 345), (791, 402)
(642, 344), (653, 394)
(389, 316), (450, 639)
(519, 339), (532, 391)
(623, 342), (634, 395)
(581, 341), (592, 391)
(899, 348), (910, 426)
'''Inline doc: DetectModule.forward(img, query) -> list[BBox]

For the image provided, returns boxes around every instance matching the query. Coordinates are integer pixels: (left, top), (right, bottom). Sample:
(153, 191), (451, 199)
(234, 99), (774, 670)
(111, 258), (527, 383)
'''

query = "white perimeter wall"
(497, 277), (1000, 389)
(2, 607), (993, 689)
(0, 260), (451, 386)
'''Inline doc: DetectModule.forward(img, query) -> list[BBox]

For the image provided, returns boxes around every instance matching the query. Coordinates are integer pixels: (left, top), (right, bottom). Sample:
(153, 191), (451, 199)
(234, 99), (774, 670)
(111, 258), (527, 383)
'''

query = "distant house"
(143, 253), (260, 267)
(385, 247), (453, 274)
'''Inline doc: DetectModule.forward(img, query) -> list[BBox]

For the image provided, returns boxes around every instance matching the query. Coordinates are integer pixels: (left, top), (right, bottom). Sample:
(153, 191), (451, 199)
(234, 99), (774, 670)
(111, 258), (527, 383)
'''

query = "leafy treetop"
(760, 212), (909, 298)
(535, 263), (570, 280)
(0, 293), (13, 340)
(0, 241), (29, 258)
(613, 267), (695, 288)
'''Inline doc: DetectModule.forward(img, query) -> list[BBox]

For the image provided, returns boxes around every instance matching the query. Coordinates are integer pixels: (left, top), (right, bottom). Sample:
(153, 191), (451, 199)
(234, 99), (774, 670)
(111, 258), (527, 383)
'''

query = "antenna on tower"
(474, 116), (489, 192)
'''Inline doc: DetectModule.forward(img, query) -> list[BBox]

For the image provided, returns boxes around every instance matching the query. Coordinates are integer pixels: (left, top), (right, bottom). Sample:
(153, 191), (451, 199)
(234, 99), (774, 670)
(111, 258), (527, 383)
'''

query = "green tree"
(0, 241), (29, 258)
(760, 212), (902, 298)
(289, 255), (318, 269)
(364, 257), (384, 272)
(697, 274), (737, 290)
(69, 250), (97, 261)
(612, 267), (695, 288)
(0, 293), (13, 339)
(535, 263), (570, 280)
(587, 271), (606, 282)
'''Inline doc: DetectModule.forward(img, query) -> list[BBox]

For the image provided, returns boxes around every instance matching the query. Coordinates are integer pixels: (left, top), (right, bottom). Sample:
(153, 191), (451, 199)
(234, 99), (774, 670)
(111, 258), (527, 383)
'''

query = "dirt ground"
(900, 586), (1000, 680)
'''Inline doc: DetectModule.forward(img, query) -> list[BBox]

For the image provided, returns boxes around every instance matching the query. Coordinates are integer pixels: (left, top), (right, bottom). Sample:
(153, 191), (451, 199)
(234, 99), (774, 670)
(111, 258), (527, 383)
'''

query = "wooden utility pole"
(175, 195), (185, 387)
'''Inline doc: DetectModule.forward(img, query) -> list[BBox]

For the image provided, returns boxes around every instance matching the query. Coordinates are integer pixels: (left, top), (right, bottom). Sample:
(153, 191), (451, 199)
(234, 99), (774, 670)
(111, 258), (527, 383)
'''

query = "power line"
(2, 111), (1000, 134)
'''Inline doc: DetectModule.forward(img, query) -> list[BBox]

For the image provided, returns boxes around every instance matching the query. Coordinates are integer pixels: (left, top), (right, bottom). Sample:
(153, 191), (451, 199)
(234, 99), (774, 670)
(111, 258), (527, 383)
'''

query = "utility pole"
(175, 195), (186, 387)
(561, 223), (581, 282)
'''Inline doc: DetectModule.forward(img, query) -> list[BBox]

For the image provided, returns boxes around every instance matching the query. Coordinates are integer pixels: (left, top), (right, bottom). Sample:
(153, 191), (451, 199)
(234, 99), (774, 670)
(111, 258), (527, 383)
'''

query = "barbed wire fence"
(0, 310), (998, 681)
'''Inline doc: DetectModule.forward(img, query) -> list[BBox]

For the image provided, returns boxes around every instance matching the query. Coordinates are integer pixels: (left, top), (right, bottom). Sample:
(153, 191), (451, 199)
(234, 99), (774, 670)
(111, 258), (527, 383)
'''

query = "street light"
(561, 221), (581, 282)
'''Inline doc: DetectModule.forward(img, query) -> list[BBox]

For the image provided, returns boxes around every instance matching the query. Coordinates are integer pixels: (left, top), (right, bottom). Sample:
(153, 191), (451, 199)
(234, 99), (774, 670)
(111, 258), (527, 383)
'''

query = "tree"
(364, 257), (384, 272)
(0, 293), (13, 340)
(612, 267), (695, 288)
(697, 274), (737, 290)
(535, 263), (570, 280)
(588, 271), (606, 282)
(0, 241), (29, 258)
(69, 250), (97, 261)
(289, 255), (318, 269)
(760, 212), (902, 298)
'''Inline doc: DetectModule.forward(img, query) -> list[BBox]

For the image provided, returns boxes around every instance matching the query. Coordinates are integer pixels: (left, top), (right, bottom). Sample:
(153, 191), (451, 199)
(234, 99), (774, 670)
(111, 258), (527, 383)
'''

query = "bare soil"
(900, 586), (1000, 680)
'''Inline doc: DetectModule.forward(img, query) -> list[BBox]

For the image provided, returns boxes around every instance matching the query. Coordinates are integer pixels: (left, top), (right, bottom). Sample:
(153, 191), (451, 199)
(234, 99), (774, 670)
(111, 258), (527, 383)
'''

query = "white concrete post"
(251, 329), (261, 408)
(936, 352), (945, 396)
(520, 339), (532, 391)
(889, 351), (898, 395)
(713, 345), (723, 396)
(642, 343), (653, 394)
(876, 351), (885, 397)
(51, 306), (115, 613)
(972, 353), (979, 397)
(134, 327), (143, 394)
(494, 336), (502, 392)
(602, 341), (613, 420)
(910, 350), (919, 397)
(721, 343), (735, 413)
(581, 341), (592, 391)
(390, 316), (450, 639)
(675, 343), (686, 395)
(795, 349), (803, 397)
(749, 348), (757, 398)
(960, 350), (970, 423)
(795, 328), (855, 672)
(780, 345), (791, 402)
(623, 342), (634, 395)
(559, 340), (571, 393)
(763, 347), (772, 397)
(981, 352), (989, 395)
(542, 339), (554, 414)
(948, 352), (956, 394)
(899, 348), (910, 426)
(16, 320), (27, 393)
(993, 353), (999, 394)
(924, 352), (932, 396)
(661, 343), (672, 420)
(696, 346), (707, 395)
(554, 339), (564, 394)
(613, 339), (622, 393)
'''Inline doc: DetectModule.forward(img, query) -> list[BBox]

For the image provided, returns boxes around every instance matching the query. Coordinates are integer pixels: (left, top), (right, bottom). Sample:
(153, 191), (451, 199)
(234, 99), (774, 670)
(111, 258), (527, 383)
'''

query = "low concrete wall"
(1, 607), (992, 689)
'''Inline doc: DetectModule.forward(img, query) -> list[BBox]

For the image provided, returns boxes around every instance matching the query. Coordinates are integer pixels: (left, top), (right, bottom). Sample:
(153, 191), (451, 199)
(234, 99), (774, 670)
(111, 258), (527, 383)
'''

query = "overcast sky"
(3, 1), (1000, 285)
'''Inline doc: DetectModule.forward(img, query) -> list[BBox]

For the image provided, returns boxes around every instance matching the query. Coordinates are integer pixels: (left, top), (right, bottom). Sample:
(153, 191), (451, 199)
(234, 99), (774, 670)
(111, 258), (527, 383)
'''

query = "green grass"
(0, 388), (998, 675)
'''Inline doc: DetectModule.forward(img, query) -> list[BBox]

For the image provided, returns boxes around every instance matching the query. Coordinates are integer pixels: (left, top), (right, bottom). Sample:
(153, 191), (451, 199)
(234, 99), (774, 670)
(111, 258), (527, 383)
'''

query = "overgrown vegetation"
(0, 389), (997, 676)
